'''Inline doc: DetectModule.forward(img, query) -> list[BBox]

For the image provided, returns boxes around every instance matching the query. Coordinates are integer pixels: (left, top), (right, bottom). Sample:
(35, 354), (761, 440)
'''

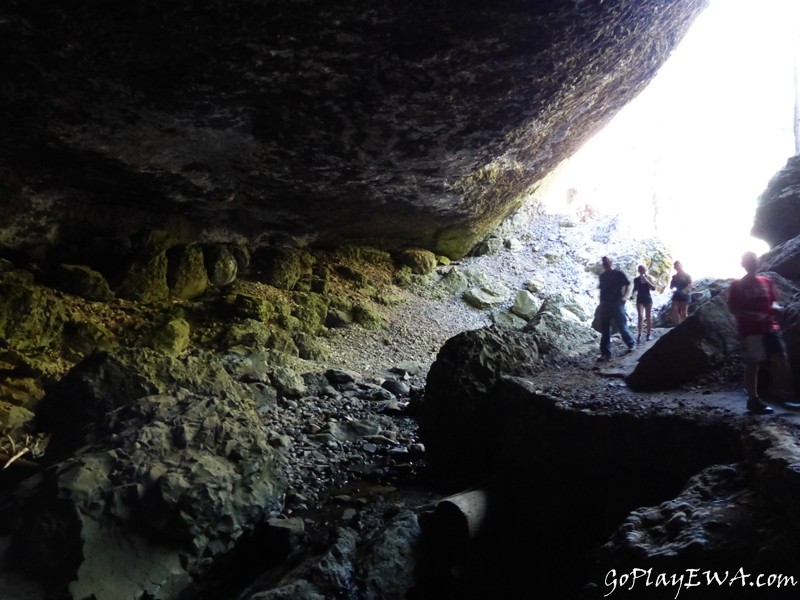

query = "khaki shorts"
(742, 331), (786, 364)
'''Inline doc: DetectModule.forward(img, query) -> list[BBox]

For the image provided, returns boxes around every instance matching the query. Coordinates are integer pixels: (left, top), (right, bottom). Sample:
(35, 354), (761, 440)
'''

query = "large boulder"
(50, 263), (115, 302)
(524, 292), (597, 360)
(7, 347), (287, 599)
(752, 155), (800, 247)
(419, 326), (542, 483)
(0, 269), (67, 353)
(626, 294), (738, 391)
(35, 348), (246, 458)
(3, 389), (286, 600)
(760, 235), (800, 281)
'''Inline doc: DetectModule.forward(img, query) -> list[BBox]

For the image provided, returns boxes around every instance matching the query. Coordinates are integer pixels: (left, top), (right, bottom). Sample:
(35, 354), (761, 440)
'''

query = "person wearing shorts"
(727, 251), (797, 414)
(669, 260), (692, 325)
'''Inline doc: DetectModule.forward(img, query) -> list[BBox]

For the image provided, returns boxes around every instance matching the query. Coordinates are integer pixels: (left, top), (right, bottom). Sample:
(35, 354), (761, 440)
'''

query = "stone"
(626, 294), (738, 391)
(51, 264), (115, 301)
(270, 366), (307, 398)
(381, 379), (410, 397)
(352, 302), (385, 329)
(0, 400), (34, 431)
(203, 244), (239, 288)
(419, 327), (542, 482)
(116, 252), (170, 304)
(147, 317), (191, 356)
(753, 155), (800, 247)
(471, 237), (503, 257)
(293, 332), (328, 361)
(511, 290), (538, 319)
(0, 377), (45, 410)
(492, 310), (528, 330)
(357, 510), (421, 600)
(64, 319), (117, 356)
(462, 285), (510, 310)
(325, 369), (357, 385)
(0, 270), (68, 352)
(760, 236), (800, 281)
(167, 245), (209, 300)
(9, 378), (286, 599)
(253, 247), (315, 291)
(439, 267), (470, 295)
(396, 248), (437, 275)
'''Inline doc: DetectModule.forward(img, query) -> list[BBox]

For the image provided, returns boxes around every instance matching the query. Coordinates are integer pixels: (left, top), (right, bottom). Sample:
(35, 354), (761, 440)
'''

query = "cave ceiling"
(0, 0), (708, 258)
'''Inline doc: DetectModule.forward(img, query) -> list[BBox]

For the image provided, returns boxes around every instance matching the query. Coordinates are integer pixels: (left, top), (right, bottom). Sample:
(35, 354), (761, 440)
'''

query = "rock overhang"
(0, 0), (709, 258)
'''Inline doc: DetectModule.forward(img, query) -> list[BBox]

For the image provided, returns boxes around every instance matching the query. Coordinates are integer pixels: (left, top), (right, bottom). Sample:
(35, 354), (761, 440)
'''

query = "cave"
(2, 0), (800, 599)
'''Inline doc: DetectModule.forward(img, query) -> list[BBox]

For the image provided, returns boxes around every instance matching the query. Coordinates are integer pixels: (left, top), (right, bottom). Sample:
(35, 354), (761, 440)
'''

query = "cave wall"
(0, 0), (709, 257)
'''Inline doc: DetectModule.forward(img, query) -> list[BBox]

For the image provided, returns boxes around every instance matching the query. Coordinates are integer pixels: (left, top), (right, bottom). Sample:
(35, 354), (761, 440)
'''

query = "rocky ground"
(280, 197), (800, 516)
(7, 202), (797, 600)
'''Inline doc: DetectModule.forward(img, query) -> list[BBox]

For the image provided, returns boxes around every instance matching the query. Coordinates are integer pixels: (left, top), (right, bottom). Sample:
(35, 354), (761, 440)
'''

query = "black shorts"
(671, 291), (689, 303)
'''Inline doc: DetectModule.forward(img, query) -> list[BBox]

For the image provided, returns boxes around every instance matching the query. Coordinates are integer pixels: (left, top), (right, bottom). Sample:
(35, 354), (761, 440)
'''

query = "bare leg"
(636, 304), (644, 341)
(644, 304), (652, 339)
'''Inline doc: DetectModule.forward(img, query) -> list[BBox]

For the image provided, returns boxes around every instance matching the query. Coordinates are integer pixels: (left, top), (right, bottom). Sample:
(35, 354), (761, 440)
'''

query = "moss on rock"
(167, 245), (209, 301)
(254, 247), (316, 290)
(291, 292), (330, 335)
(396, 248), (437, 275)
(116, 252), (170, 303)
(0, 270), (68, 352)
(52, 264), (114, 302)
(352, 301), (385, 330)
(148, 317), (191, 356)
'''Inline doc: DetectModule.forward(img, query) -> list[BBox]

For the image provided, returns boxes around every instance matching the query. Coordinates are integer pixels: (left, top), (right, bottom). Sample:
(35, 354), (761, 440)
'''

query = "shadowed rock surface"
(0, 0), (708, 257)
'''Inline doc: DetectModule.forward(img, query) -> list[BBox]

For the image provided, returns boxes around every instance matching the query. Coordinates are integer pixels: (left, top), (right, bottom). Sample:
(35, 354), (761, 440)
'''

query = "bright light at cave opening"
(539, 0), (799, 279)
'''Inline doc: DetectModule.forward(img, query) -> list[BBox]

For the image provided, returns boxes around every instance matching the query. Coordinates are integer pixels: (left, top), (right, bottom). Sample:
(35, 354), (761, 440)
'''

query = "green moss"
(294, 333), (328, 361)
(148, 317), (191, 356)
(393, 266), (413, 287)
(291, 292), (330, 335)
(336, 245), (393, 266)
(116, 252), (170, 303)
(260, 248), (316, 290)
(396, 248), (437, 275)
(167, 245), (209, 300)
(352, 302), (385, 330)
(0, 272), (67, 352)
(64, 320), (117, 356)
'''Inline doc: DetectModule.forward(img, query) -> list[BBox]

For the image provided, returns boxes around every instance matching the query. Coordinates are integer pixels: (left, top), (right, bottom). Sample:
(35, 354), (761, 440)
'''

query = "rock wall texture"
(0, 0), (708, 257)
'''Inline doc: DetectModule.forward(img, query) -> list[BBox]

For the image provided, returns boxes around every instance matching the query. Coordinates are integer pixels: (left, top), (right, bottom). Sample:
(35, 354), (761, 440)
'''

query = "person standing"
(597, 256), (636, 361)
(632, 264), (656, 343)
(670, 260), (692, 324)
(727, 251), (797, 415)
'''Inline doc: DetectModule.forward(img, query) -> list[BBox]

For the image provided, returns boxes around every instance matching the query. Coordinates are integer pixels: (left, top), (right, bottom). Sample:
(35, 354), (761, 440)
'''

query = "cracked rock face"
(0, 0), (708, 257)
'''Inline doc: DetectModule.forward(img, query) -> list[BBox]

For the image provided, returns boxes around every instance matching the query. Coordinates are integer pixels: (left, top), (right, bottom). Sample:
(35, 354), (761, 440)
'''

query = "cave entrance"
(538, 0), (799, 279)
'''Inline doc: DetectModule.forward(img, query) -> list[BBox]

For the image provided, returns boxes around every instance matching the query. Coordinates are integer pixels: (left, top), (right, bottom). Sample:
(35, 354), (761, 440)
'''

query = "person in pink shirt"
(727, 251), (797, 414)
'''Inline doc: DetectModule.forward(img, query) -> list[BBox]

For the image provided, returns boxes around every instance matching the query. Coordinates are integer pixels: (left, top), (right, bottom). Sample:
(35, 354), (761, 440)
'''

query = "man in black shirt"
(597, 256), (636, 360)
